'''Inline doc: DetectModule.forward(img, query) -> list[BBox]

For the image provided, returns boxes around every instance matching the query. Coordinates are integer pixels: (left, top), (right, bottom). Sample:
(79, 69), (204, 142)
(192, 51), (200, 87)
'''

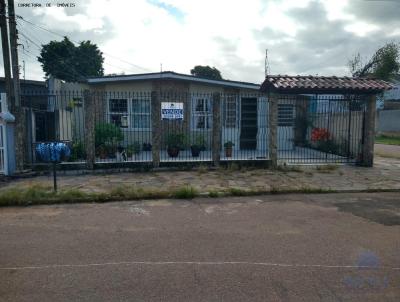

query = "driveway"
(1, 193), (400, 301)
(375, 143), (400, 159)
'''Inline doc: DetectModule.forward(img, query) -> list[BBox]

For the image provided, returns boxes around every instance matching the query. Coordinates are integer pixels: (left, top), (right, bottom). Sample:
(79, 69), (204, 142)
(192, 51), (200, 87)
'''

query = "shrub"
(95, 123), (124, 147)
(69, 141), (86, 161)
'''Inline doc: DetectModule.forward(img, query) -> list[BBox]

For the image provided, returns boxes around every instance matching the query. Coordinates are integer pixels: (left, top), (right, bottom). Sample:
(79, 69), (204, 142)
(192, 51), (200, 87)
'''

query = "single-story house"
(20, 72), (393, 167)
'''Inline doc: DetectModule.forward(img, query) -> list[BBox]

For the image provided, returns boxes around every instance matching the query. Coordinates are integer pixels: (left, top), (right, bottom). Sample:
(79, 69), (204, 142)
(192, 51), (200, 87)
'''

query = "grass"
(172, 186), (198, 199)
(0, 184), (198, 207)
(1, 182), (397, 207)
(276, 165), (304, 173)
(315, 164), (339, 173)
(375, 135), (400, 146)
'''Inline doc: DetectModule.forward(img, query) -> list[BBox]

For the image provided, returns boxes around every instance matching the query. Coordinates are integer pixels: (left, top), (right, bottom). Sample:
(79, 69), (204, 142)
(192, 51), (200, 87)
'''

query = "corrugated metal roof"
(261, 75), (394, 94)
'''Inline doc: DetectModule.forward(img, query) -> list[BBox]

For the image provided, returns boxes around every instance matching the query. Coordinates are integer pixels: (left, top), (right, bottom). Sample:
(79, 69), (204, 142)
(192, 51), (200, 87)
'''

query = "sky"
(6, 0), (400, 83)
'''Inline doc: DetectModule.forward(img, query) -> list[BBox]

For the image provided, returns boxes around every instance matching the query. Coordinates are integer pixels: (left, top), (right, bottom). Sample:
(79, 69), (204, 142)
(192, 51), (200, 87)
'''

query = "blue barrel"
(35, 142), (71, 163)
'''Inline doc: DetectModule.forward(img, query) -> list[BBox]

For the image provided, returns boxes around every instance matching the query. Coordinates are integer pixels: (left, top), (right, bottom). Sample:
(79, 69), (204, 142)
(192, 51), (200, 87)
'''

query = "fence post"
(151, 91), (161, 167)
(84, 90), (95, 169)
(361, 95), (376, 167)
(212, 92), (221, 166)
(268, 94), (278, 168)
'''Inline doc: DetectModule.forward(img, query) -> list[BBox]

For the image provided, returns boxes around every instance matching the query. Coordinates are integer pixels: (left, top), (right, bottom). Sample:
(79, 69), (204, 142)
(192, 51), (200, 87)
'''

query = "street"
(1, 192), (400, 301)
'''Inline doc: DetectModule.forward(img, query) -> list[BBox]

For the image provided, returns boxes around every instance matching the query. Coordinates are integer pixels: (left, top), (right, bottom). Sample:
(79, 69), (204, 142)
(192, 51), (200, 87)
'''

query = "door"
(240, 98), (257, 149)
(34, 112), (55, 142)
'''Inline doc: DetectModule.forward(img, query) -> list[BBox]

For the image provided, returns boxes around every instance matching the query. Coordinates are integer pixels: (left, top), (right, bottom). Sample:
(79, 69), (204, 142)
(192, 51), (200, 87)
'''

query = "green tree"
(348, 42), (400, 80)
(190, 65), (223, 80)
(38, 37), (104, 82)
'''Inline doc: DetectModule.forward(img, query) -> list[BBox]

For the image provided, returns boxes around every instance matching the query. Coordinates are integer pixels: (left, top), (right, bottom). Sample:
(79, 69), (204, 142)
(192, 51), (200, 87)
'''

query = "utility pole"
(0, 0), (13, 110)
(7, 0), (20, 108)
(7, 0), (24, 171)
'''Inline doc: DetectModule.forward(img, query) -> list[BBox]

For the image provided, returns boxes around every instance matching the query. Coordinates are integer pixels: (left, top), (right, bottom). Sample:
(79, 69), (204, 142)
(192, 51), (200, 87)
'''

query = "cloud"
(345, 0), (400, 26)
(1, 0), (399, 83)
(254, 0), (400, 76)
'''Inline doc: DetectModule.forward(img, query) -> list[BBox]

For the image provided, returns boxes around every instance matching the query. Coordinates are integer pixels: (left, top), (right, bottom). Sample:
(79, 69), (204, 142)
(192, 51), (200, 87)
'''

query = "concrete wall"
(376, 110), (400, 133)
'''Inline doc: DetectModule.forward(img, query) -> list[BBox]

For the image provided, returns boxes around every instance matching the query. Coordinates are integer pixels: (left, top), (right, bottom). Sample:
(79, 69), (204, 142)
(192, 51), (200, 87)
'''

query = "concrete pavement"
(1, 192), (400, 301)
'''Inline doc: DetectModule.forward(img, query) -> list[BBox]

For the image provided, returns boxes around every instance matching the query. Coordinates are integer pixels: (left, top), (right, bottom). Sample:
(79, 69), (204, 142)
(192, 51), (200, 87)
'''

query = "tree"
(348, 42), (400, 81)
(38, 37), (104, 82)
(190, 65), (223, 80)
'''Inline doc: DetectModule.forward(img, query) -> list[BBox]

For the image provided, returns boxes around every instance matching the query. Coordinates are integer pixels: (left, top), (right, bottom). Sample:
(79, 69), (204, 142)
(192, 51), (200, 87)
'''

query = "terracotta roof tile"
(261, 75), (394, 94)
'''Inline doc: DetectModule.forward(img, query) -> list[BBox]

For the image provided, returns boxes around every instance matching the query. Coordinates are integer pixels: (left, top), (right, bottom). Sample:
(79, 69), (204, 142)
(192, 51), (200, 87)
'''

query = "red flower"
(311, 128), (330, 142)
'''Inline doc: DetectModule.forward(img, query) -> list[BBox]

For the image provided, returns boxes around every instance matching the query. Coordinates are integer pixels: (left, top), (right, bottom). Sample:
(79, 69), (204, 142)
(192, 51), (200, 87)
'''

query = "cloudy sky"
(8, 0), (400, 83)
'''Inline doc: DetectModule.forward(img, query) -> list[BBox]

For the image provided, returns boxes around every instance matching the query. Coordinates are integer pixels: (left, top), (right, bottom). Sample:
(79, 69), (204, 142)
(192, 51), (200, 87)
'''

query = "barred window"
(192, 97), (212, 130)
(278, 103), (294, 126)
(108, 98), (151, 130)
(109, 99), (128, 128)
(224, 96), (237, 128)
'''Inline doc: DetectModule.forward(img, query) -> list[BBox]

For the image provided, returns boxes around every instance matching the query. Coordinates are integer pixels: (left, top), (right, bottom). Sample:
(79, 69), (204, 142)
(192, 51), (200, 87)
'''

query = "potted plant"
(127, 142), (141, 160)
(95, 123), (124, 159)
(224, 141), (235, 157)
(142, 142), (152, 151)
(166, 133), (185, 157)
(190, 134), (206, 157)
(96, 144), (108, 159)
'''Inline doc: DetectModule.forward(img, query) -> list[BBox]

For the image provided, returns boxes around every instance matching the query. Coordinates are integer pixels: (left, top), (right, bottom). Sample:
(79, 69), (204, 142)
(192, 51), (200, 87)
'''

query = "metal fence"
(21, 90), (366, 168)
(0, 123), (4, 174)
(277, 95), (366, 164)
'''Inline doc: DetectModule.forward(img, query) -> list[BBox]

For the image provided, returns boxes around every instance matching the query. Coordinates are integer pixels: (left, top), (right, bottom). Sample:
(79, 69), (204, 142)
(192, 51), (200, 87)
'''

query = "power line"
(18, 30), (89, 81)
(17, 19), (147, 74)
(17, 16), (152, 73)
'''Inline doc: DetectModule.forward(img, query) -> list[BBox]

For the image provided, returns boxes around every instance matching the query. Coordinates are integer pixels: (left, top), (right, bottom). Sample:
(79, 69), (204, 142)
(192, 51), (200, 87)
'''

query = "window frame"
(223, 95), (238, 128)
(191, 96), (212, 131)
(107, 97), (151, 131)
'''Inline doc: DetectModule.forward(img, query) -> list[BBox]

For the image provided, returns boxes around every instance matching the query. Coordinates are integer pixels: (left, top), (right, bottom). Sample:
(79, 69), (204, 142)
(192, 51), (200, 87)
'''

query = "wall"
(376, 109), (400, 133)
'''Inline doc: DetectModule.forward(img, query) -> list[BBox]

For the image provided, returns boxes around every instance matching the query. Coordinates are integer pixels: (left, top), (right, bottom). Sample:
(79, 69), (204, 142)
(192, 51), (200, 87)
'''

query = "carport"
(260, 75), (394, 166)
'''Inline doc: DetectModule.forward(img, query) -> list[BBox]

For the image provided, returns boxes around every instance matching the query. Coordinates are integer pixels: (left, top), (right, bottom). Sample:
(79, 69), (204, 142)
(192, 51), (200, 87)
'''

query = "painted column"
(212, 92), (221, 166)
(84, 90), (95, 169)
(361, 95), (376, 167)
(151, 91), (161, 167)
(268, 94), (278, 168)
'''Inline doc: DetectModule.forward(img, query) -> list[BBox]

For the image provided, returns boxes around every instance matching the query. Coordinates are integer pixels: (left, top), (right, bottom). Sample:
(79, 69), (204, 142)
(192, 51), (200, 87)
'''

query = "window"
(131, 99), (151, 129)
(109, 99), (128, 128)
(224, 96), (237, 128)
(108, 98), (151, 130)
(192, 97), (212, 130)
(278, 103), (294, 126)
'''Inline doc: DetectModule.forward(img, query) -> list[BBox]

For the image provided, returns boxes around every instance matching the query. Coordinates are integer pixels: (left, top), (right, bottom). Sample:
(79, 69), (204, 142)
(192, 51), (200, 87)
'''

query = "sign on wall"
(161, 102), (184, 120)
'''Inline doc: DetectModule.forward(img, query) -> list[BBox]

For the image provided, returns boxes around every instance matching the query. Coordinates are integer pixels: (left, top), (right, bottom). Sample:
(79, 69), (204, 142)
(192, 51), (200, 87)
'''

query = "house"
(20, 73), (393, 168)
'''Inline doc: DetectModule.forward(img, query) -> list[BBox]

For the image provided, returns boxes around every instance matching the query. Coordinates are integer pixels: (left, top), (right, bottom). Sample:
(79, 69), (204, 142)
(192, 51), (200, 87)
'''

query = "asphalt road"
(1, 192), (400, 301)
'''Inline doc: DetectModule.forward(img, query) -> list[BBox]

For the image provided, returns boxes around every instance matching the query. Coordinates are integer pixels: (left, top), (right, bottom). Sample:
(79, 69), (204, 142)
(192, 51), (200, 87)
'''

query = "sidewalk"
(2, 156), (400, 198)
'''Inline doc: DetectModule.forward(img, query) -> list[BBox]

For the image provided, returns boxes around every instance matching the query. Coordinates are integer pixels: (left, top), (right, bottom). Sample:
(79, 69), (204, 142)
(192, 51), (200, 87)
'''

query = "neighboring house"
(383, 75), (400, 102)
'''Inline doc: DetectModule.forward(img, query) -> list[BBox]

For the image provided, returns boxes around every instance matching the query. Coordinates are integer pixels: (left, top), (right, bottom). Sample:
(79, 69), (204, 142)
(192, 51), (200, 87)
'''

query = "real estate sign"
(161, 102), (184, 120)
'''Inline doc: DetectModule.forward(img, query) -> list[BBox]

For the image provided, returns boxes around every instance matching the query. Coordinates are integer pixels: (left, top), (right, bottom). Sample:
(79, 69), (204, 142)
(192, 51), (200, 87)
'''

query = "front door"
(35, 112), (55, 142)
(240, 98), (257, 149)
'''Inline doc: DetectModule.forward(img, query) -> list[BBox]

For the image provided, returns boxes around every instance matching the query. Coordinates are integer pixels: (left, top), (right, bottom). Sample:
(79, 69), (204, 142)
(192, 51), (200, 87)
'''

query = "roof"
(0, 77), (46, 86)
(87, 71), (260, 90)
(260, 75), (394, 95)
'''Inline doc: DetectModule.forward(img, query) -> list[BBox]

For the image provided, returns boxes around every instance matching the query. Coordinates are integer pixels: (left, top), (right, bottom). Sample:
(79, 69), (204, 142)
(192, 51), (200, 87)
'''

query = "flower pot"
(167, 147), (180, 157)
(225, 147), (232, 157)
(191, 146), (201, 157)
